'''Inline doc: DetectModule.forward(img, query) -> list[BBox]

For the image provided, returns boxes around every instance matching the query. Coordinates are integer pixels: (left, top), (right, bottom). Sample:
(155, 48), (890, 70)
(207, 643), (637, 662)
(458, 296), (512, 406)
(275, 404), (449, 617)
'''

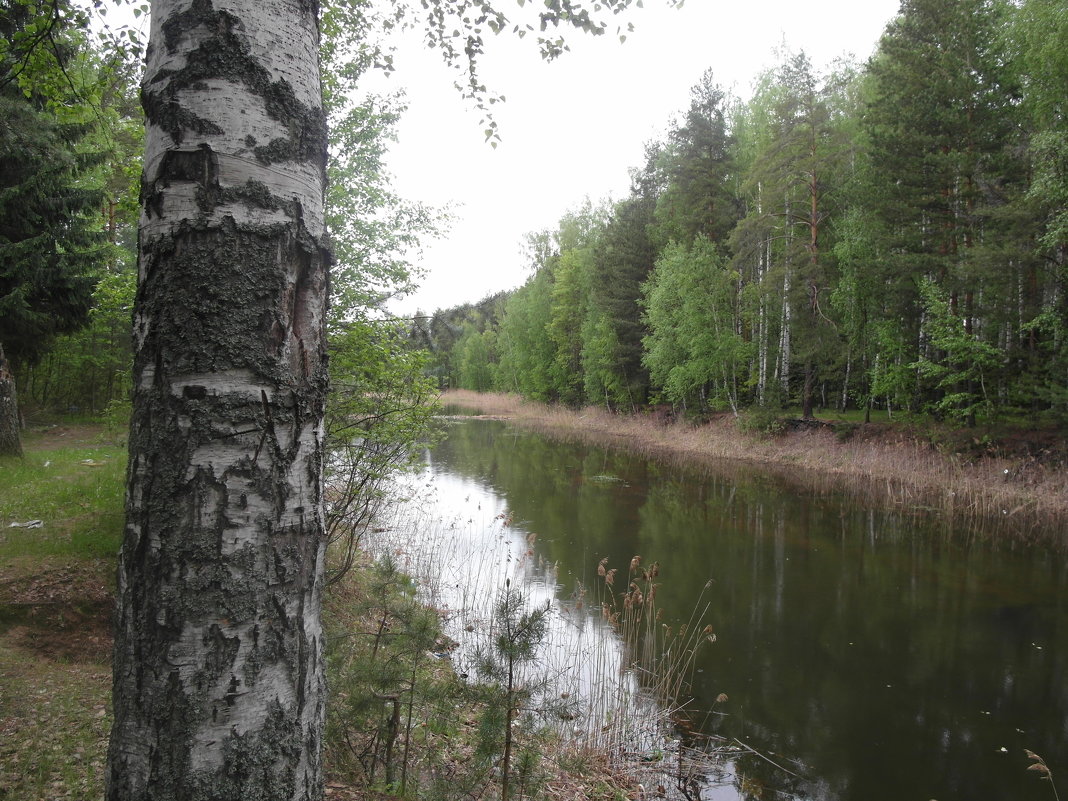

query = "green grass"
(1, 425), (121, 800)
(0, 443), (126, 561)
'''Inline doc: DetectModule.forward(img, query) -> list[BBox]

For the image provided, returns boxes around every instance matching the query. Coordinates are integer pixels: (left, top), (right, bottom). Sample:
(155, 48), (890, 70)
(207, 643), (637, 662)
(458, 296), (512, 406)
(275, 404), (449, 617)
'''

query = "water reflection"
(371, 418), (1067, 801)
(367, 450), (666, 763)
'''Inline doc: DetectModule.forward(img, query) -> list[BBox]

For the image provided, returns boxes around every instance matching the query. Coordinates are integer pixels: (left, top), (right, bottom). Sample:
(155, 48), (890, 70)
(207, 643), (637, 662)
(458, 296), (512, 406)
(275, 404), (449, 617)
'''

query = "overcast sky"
(373, 0), (902, 317)
(107, 1), (902, 317)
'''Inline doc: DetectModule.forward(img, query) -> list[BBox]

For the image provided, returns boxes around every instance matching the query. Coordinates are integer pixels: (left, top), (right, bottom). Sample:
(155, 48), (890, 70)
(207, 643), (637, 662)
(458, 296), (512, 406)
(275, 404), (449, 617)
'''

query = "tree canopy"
(425, 0), (1068, 426)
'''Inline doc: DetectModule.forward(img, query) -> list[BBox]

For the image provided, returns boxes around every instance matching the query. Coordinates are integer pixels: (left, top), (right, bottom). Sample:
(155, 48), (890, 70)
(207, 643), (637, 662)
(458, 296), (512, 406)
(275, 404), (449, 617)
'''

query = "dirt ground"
(22, 422), (121, 452)
(0, 557), (114, 664)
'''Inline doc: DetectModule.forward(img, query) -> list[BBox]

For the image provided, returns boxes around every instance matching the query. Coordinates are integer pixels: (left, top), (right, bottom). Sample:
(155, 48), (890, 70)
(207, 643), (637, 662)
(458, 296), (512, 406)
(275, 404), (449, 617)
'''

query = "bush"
(737, 406), (786, 437)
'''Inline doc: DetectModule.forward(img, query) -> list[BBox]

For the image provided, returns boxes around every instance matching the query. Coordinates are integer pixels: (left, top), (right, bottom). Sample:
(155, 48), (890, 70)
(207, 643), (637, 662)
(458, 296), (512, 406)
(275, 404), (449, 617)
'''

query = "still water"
(371, 417), (1067, 801)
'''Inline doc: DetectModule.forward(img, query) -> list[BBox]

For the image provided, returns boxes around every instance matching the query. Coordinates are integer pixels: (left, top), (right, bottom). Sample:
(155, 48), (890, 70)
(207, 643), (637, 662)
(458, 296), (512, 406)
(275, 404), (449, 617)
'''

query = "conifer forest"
(3, 0), (1068, 799)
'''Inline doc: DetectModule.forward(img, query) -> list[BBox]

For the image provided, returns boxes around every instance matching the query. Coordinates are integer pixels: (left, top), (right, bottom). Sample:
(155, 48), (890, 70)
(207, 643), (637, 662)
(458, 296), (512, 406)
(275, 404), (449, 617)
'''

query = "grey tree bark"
(0, 342), (21, 457)
(107, 0), (330, 798)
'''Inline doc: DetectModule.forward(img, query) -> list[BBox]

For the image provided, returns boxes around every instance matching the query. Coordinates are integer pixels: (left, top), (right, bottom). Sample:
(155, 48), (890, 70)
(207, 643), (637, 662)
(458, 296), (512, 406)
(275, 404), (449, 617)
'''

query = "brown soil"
(0, 559), (114, 665)
(21, 423), (117, 452)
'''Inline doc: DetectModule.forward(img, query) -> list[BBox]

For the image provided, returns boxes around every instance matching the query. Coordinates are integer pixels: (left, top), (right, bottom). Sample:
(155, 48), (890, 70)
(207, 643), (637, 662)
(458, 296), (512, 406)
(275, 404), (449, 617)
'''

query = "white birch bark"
(756, 183), (768, 405)
(779, 196), (792, 400)
(108, 1), (329, 798)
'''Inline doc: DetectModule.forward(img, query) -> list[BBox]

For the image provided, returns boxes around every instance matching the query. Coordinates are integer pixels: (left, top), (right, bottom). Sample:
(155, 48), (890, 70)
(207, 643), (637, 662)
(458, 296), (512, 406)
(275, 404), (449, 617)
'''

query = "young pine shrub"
(471, 580), (565, 801)
(325, 555), (455, 795)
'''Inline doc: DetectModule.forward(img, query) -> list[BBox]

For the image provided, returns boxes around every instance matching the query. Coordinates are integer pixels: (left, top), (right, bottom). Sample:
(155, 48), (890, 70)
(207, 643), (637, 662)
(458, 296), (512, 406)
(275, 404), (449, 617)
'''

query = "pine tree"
(656, 70), (739, 247)
(589, 192), (658, 409)
(862, 0), (1017, 420)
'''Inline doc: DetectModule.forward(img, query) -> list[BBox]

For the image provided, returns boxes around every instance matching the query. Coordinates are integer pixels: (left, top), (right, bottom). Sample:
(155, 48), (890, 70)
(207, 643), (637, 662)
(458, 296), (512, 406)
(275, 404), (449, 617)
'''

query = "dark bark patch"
(201, 623), (241, 680)
(141, 88), (224, 149)
(138, 220), (288, 378)
(160, 0), (240, 55)
(146, 0), (327, 165)
(189, 699), (307, 801)
(144, 142), (295, 222)
(269, 524), (315, 588)
(143, 143), (219, 219)
(161, 143), (219, 185)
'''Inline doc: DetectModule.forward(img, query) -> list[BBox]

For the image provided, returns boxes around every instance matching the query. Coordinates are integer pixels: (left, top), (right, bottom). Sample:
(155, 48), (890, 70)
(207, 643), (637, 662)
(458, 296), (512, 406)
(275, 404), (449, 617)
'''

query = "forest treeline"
(412, 0), (1068, 426)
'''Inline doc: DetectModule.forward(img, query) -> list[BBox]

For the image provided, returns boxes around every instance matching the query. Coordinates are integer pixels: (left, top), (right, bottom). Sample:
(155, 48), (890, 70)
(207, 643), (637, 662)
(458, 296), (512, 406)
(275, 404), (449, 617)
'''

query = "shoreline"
(440, 389), (1068, 545)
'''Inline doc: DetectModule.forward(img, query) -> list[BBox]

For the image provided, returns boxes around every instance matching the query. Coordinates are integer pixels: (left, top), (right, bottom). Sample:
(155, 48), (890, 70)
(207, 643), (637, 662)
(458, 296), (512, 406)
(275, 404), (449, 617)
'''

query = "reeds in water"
(362, 469), (728, 797)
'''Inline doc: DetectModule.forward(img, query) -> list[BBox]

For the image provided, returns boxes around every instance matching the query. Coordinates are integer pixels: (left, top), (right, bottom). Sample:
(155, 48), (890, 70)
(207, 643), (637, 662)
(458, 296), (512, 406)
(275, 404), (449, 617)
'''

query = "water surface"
(375, 418), (1067, 801)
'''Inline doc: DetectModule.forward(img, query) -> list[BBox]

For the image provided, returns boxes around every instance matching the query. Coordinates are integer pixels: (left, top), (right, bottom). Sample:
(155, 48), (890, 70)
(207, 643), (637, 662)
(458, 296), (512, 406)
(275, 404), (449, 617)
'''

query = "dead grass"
(441, 390), (1068, 543)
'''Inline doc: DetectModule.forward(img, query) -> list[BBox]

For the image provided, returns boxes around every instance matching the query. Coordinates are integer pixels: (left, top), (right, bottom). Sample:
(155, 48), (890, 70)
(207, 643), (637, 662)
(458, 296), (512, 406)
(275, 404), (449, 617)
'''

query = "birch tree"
(107, 0), (331, 797)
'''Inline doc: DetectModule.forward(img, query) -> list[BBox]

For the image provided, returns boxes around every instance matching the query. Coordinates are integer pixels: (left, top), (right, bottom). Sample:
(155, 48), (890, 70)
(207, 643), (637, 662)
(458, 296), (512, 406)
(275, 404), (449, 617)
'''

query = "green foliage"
(326, 555), (462, 794)
(588, 194), (658, 409)
(0, 91), (102, 370)
(867, 320), (918, 415)
(18, 268), (136, 415)
(452, 324), (498, 393)
(547, 240), (596, 405)
(326, 318), (440, 584)
(420, 0), (1068, 429)
(654, 70), (738, 246)
(1010, 0), (1068, 252)
(581, 309), (628, 410)
(323, 0), (446, 320)
(642, 238), (751, 413)
(496, 272), (556, 400)
(471, 583), (553, 801)
(737, 405), (787, 438)
(1, 0), (142, 424)
(910, 278), (1002, 424)
(419, 293), (509, 389)
(320, 0), (447, 586)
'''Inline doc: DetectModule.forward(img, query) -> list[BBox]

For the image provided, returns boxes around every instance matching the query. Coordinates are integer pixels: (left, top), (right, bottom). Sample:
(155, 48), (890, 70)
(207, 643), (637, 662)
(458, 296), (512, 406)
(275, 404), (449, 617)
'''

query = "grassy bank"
(441, 389), (1068, 543)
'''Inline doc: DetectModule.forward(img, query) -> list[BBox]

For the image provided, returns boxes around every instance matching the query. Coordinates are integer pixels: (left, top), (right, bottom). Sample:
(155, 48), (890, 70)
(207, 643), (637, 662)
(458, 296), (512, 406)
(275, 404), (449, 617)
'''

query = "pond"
(368, 417), (1068, 801)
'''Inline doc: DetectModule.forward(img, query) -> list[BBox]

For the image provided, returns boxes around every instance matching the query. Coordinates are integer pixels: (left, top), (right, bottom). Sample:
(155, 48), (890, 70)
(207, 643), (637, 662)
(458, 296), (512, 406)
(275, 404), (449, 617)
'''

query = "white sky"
(375, 0), (902, 317)
(100, 1), (902, 317)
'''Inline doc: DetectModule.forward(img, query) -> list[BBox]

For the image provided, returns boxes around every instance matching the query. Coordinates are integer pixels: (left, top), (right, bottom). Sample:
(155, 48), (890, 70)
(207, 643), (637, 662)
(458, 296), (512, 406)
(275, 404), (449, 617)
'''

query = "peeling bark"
(107, 1), (329, 799)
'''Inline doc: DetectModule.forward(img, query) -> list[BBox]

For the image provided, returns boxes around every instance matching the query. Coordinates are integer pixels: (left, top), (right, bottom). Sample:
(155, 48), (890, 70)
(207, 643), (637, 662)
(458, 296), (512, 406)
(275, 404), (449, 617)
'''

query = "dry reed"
(441, 389), (1068, 544)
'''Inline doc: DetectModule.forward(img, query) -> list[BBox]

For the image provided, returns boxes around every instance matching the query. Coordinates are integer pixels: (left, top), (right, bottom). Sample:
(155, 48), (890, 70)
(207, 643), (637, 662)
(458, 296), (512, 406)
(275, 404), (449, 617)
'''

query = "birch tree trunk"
(0, 342), (21, 457)
(107, 0), (330, 798)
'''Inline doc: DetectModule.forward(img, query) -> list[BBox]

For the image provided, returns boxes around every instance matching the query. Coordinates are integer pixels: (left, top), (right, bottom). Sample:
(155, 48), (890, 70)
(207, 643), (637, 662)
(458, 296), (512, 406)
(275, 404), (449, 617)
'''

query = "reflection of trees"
(432, 420), (1068, 801)
(432, 420), (650, 566)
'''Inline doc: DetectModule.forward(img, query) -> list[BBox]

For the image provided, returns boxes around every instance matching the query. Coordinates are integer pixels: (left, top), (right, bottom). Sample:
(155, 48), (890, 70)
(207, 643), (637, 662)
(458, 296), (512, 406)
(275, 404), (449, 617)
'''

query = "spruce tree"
(0, 2), (106, 453)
